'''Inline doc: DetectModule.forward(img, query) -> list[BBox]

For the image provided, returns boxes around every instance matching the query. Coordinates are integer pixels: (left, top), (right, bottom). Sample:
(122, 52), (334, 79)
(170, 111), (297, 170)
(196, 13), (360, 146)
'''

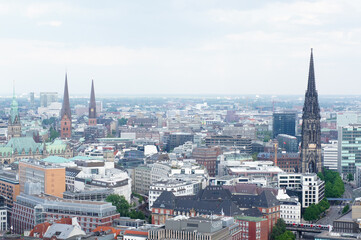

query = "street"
(315, 182), (353, 225)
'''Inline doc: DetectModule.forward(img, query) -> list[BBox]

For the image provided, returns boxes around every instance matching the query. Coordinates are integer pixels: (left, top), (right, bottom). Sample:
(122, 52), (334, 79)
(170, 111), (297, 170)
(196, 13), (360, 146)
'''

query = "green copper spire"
(10, 82), (19, 124)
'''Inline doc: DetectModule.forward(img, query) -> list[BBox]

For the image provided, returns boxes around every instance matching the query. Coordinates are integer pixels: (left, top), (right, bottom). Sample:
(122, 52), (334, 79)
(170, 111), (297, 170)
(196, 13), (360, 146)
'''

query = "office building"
(205, 135), (252, 154)
(276, 134), (298, 152)
(338, 124), (361, 175)
(278, 173), (325, 208)
(11, 193), (119, 234)
(322, 141), (338, 171)
(273, 112), (296, 138)
(19, 159), (66, 198)
(0, 170), (20, 210)
(0, 196), (7, 231)
(40, 92), (58, 107)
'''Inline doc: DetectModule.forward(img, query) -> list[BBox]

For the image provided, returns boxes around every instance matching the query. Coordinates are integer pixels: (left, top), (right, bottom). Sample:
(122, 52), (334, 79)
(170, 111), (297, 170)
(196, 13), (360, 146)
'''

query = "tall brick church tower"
(60, 74), (72, 139)
(88, 80), (97, 126)
(300, 49), (322, 173)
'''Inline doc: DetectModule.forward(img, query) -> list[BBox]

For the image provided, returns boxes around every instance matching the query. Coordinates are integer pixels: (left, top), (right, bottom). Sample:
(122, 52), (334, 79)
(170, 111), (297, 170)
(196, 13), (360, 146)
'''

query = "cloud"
(37, 21), (62, 27)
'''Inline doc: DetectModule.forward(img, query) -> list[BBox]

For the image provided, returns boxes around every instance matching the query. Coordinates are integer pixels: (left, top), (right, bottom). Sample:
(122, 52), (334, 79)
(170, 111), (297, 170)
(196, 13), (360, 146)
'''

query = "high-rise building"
(276, 134), (298, 153)
(29, 92), (35, 108)
(272, 112), (296, 138)
(88, 80), (97, 126)
(322, 140), (338, 171)
(338, 124), (361, 175)
(40, 92), (58, 107)
(300, 49), (322, 173)
(60, 74), (71, 139)
(7, 87), (21, 140)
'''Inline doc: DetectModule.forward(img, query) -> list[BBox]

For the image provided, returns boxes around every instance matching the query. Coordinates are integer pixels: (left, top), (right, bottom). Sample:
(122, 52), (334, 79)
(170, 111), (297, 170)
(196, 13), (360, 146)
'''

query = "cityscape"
(1, 1), (361, 240)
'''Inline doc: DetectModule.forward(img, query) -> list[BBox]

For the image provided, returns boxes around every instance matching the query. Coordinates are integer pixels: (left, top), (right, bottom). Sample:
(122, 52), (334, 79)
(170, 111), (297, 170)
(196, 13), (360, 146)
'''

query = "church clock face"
(91, 108), (94, 112)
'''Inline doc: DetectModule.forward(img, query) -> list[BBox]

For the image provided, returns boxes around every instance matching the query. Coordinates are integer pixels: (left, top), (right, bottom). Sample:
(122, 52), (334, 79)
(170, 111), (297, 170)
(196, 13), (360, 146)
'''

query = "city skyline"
(1, 1), (361, 95)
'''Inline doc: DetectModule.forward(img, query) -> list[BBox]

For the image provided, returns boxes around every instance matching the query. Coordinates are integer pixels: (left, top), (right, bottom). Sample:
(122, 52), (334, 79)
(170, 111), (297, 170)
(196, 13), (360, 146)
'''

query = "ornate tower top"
(61, 73), (71, 120)
(10, 82), (20, 124)
(302, 48), (320, 119)
(89, 80), (96, 119)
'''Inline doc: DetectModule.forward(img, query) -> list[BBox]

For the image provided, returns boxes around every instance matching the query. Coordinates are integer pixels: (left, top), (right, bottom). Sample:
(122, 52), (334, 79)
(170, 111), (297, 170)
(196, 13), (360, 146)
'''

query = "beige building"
(19, 159), (66, 198)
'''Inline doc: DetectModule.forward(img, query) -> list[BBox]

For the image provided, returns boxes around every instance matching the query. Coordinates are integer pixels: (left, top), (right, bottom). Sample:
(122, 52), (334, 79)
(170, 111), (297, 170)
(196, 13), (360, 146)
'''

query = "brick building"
(192, 147), (222, 177)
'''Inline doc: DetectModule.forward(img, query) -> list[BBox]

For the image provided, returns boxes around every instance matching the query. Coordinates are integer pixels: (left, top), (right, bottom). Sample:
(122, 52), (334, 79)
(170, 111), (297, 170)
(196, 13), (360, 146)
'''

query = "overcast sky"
(1, 0), (361, 96)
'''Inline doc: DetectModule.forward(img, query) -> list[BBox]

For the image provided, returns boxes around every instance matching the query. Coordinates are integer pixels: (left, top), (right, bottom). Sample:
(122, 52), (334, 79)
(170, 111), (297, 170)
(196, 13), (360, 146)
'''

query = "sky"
(1, 0), (361, 96)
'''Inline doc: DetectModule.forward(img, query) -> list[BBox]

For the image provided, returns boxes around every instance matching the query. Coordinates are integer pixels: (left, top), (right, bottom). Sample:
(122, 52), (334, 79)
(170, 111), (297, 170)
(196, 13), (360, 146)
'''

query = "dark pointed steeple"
(60, 73), (72, 139)
(88, 80), (97, 126)
(61, 73), (71, 120)
(300, 49), (322, 174)
(302, 49), (320, 119)
(89, 80), (96, 118)
(307, 48), (316, 94)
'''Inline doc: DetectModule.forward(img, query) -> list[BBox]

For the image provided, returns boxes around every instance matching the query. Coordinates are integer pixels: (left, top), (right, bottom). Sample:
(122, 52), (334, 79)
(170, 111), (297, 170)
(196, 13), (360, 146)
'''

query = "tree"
(49, 127), (60, 141)
(323, 169), (344, 198)
(276, 231), (295, 240)
(252, 152), (258, 161)
(347, 173), (354, 182)
(303, 204), (320, 221)
(271, 219), (286, 240)
(118, 118), (128, 125)
(342, 204), (350, 214)
(106, 194), (131, 217)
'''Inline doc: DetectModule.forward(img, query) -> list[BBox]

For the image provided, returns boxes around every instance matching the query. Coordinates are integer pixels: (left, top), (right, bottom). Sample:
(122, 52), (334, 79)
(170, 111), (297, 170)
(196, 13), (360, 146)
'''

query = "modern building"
(276, 134), (298, 152)
(300, 49), (322, 174)
(0, 170), (20, 210)
(19, 159), (66, 198)
(60, 74), (72, 139)
(11, 193), (120, 234)
(322, 140), (338, 171)
(166, 133), (194, 152)
(205, 135), (252, 154)
(161, 216), (234, 240)
(278, 173), (325, 208)
(273, 112), (296, 138)
(192, 147), (222, 177)
(338, 124), (361, 175)
(40, 92), (58, 107)
(0, 196), (7, 231)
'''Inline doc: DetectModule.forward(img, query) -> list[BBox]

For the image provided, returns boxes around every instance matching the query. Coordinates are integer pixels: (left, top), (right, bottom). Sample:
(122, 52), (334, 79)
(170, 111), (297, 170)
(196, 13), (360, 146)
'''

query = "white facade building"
(67, 159), (132, 202)
(322, 141), (338, 170)
(149, 179), (194, 210)
(276, 189), (301, 224)
(278, 173), (325, 208)
(0, 206), (6, 231)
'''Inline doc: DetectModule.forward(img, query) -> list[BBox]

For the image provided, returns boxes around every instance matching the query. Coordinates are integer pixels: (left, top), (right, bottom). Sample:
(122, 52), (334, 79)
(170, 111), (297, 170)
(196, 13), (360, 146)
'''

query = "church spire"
(61, 73), (71, 120)
(60, 73), (72, 139)
(307, 48), (316, 95)
(10, 81), (19, 124)
(88, 80), (97, 125)
(300, 49), (322, 174)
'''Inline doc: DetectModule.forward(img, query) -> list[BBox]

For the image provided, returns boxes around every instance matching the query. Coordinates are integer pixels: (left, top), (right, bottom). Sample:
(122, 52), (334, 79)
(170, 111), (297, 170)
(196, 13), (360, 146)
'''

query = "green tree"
(49, 127), (60, 141)
(106, 194), (131, 217)
(342, 204), (350, 214)
(271, 219), (286, 240)
(118, 118), (128, 125)
(276, 231), (295, 240)
(303, 204), (320, 221)
(347, 173), (354, 182)
(252, 152), (258, 161)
